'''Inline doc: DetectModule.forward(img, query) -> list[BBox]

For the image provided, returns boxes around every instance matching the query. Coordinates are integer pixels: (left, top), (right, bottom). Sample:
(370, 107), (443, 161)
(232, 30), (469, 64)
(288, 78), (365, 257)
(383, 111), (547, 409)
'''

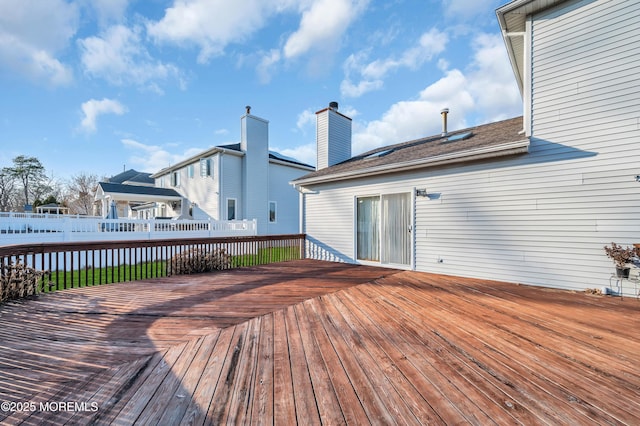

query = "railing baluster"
(0, 234), (305, 300)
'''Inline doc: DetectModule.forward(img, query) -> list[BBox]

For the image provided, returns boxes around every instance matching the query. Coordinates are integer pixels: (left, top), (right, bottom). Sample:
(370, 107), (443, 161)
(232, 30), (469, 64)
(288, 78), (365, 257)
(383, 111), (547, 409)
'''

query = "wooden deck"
(0, 259), (639, 425)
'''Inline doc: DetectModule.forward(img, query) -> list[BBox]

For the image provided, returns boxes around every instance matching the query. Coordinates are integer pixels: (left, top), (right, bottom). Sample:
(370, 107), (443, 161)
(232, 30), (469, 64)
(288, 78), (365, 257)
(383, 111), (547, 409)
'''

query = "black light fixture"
(416, 188), (428, 197)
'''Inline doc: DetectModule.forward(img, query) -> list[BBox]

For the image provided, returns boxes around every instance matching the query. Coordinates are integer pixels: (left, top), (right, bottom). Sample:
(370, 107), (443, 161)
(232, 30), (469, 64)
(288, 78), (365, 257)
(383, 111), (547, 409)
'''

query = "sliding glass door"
(357, 193), (411, 266)
(356, 196), (380, 261)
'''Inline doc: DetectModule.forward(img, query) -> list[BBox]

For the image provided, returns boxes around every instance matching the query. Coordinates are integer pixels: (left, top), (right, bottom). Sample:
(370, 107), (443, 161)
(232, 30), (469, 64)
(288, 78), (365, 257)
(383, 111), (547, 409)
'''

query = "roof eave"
(150, 146), (244, 178)
(97, 192), (183, 202)
(268, 158), (316, 171)
(496, 0), (567, 96)
(293, 139), (530, 187)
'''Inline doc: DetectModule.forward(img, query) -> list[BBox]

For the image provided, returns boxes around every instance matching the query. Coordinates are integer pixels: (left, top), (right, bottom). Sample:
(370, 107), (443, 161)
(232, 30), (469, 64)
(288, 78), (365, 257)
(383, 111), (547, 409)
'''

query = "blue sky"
(0, 0), (522, 181)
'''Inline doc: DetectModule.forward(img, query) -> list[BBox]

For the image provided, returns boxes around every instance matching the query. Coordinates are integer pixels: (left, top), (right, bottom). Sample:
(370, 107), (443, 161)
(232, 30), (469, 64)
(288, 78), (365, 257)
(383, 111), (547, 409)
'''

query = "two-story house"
(95, 169), (184, 219)
(293, 0), (640, 295)
(151, 107), (314, 235)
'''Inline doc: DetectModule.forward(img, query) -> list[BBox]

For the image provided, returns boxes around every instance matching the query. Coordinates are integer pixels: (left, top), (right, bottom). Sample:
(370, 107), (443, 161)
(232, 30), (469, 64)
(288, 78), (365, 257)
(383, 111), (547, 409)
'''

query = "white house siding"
(182, 155), (219, 219)
(305, 0), (640, 294)
(316, 109), (351, 170)
(220, 153), (243, 221)
(304, 146), (635, 293)
(266, 163), (307, 235)
(304, 0), (640, 295)
(525, 0), (640, 292)
(303, 175), (413, 265)
(241, 115), (270, 233)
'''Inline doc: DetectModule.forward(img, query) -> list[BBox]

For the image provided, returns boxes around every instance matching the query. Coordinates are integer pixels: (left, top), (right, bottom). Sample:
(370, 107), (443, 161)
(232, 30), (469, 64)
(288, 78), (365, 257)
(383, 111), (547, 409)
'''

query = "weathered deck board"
(1, 260), (640, 425)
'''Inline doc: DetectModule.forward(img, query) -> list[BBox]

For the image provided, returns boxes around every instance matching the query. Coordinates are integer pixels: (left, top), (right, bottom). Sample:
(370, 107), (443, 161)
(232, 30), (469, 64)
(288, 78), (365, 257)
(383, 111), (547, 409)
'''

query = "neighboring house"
(95, 169), (184, 218)
(151, 107), (314, 235)
(293, 0), (640, 295)
(36, 203), (69, 215)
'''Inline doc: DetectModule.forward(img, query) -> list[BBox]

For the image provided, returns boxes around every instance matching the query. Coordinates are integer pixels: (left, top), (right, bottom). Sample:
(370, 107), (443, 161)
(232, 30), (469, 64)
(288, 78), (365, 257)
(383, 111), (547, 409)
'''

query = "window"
(200, 158), (210, 177)
(269, 201), (277, 223)
(188, 164), (194, 178)
(227, 198), (237, 220)
(171, 171), (180, 187)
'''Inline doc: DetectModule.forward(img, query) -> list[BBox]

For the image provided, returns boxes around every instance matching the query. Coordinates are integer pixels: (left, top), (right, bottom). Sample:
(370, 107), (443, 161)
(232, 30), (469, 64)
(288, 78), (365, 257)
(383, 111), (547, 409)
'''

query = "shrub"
(603, 242), (637, 268)
(167, 247), (232, 276)
(0, 263), (46, 304)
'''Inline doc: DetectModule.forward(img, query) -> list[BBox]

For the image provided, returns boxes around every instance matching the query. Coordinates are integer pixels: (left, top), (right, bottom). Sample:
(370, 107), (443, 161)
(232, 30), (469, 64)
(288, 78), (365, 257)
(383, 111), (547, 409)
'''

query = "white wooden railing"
(0, 212), (257, 245)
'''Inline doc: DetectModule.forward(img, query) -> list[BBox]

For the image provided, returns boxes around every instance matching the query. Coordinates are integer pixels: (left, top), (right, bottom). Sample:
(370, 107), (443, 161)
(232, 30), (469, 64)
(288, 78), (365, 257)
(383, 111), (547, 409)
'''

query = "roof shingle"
(295, 116), (526, 184)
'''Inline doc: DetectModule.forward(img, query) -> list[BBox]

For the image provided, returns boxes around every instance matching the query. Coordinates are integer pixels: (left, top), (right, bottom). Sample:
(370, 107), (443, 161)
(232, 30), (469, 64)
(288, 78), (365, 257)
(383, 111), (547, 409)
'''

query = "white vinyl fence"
(0, 212), (257, 245)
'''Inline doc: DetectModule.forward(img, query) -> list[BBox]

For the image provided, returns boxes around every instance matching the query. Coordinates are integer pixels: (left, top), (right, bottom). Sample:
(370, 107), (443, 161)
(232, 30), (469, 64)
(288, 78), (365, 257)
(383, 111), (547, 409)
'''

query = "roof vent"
(329, 101), (339, 110)
(441, 108), (449, 137)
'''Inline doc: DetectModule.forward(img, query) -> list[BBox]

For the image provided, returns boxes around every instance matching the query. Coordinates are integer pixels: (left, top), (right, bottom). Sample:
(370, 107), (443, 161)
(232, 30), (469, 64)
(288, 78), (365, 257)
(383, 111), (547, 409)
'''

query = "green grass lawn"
(42, 246), (301, 291)
(43, 261), (167, 291)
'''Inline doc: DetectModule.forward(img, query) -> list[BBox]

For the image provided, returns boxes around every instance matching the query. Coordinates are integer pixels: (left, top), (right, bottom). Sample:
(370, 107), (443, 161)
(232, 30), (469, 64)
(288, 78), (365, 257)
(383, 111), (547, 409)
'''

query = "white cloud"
(466, 33), (522, 121)
(0, 0), (77, 86)
(283, 0), (369, 59)
(147, 0), (285, 64)
(256, 49), (281, 84)
(340, 78), (383, 98)
(80, 98), (127, 133)
(274, 144), (317, 167)
(352, 33), (520, 154)
(122, 138), (204, 172)
(78, 24), (183, 91)
(341, 28), (448, 98)
(88, 0), (130, 26)
(146, 0), (368, 82)
(296, 109), (316, 132)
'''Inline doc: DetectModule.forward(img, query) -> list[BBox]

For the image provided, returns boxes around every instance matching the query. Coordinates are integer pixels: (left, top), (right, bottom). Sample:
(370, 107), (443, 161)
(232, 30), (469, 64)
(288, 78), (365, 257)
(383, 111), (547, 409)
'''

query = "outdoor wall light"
(427, 192), (442, 200)
(635, 175), (640, 182)
(416, 188), (428, 197)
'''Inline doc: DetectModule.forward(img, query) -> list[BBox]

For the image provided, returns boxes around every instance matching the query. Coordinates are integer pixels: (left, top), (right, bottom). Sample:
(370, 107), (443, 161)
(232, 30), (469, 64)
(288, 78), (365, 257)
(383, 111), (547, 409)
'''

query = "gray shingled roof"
(107, 169), (154, 185)
(294, 116), (528, 185)
(98, 182), (182, 198)
(218, 143), (313, 168)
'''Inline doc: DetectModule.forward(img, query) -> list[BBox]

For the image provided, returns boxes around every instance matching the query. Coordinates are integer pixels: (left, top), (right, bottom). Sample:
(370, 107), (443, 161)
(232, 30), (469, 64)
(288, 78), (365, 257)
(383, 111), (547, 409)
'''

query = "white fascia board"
(151, 146), (244, 178)
(294, 139), (530, 187)
(268, 158), (315, 171)
(101, 192), (183, 202)
(496, 0), (566, 95)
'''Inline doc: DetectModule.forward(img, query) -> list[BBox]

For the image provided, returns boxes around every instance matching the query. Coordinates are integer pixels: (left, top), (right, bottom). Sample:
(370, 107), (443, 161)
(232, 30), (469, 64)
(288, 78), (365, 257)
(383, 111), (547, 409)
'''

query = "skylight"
(446, 132), (473, 142)
(363, 148), (395, 159)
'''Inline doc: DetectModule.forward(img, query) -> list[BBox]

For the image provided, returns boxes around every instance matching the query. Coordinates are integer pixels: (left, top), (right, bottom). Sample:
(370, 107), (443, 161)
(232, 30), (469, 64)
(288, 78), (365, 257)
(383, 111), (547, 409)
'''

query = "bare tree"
(0, 169), (18, 211)
(65, 173), (99, 215)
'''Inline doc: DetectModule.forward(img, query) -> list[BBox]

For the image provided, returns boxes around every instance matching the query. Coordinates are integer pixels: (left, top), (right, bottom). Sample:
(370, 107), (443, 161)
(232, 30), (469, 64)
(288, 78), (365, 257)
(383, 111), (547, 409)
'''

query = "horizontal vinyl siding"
(305, 177), (417, 265)
(316, 113), (329, 170)
(177, 156), (219, 219)
(327, 111), (351, 166)
(304, 183), (355, 262)
(267, 163), (307, 235)
(306, 140), (640, 294)
(305, 0), (640, 294)
(222, 155), (242, 220)
(526, 0), (640, 294)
